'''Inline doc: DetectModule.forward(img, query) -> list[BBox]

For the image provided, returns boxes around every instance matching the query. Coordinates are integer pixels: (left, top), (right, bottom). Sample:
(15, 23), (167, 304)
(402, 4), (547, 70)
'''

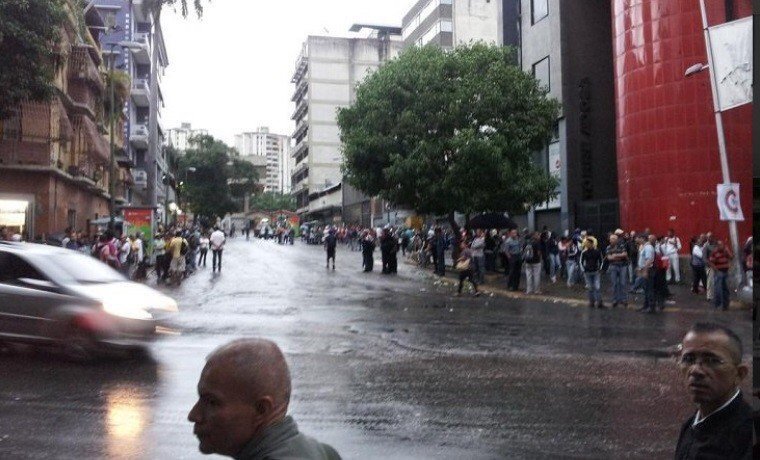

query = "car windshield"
(35, 252), (125, 284)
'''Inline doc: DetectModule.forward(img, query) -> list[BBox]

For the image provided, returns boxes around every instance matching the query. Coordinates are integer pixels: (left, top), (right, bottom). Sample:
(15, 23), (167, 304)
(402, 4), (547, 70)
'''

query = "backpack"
(180, 239), (189, 256)
(523, 242), (534, 260)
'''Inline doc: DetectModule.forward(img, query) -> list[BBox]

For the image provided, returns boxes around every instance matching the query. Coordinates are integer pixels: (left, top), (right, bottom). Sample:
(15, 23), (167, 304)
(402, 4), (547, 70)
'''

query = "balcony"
(0, 139), (54, 168)
(130, 123), (149, 149)
(71, 114), (109, 165)
(131, 78), (150, 106)
(291, 97), (308, 120)
(292, 118), (308, 141)
(68, 45), (105, 93)
(291, 78), (308, 102)
(129, 32), (151, 65)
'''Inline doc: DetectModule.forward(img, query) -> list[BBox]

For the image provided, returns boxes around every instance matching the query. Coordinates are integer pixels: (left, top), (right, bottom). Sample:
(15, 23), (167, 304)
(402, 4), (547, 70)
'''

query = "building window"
(531, 0), (548, 24)
(532, 56), (550, 91)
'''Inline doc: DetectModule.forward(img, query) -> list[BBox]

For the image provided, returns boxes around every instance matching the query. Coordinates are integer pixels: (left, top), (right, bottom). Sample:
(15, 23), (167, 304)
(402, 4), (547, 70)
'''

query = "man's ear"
(254, 396), (275, 417)
(736, 363), (749, 382)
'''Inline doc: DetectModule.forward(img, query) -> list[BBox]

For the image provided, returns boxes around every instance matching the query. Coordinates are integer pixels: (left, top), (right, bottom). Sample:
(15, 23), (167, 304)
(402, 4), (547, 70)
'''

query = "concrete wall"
(452, 0), (502, 46)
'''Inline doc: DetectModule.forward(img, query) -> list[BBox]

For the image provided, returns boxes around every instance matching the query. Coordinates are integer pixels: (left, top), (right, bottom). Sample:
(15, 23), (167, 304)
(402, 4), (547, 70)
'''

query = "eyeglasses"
(678, 353), (731, 369)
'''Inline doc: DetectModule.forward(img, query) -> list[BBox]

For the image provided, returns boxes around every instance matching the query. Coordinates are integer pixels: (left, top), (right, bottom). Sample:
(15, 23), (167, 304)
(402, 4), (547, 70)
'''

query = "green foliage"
(337, 44), (561, 217)
(248, 192), (296, 212)
(0, 0), (66, 119)
(104, 70), (130, 121)
(178, 135), (238, 219)
(146, 0), (205, 17)
(227, 155), (259, 199)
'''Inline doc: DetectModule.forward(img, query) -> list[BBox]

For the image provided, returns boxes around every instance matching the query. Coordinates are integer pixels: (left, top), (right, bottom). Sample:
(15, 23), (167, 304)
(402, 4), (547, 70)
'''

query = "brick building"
(0, 1), (131, 239)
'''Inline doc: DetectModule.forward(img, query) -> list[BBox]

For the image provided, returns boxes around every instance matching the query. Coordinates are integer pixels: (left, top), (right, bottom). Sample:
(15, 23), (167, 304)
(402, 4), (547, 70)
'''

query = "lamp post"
(107, 40), (144, 233)
(178, 166), (196, 218)
(684, 0), (744, 284)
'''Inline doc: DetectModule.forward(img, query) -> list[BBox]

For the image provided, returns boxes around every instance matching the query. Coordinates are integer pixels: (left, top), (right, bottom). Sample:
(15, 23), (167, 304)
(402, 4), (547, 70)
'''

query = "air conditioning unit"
(133, 170), (148, 188)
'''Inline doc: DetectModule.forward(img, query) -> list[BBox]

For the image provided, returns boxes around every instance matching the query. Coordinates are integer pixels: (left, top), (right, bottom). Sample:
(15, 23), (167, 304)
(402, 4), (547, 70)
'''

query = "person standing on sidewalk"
(454, 241), (480, 296)
(503, 229), (523, 291)
(702, 233), (716, 302)
(361, 230), (376, 272)
(210, 226), (226, 273)
(325, 228), (338, 270)
(605, 233), (629, 307)
(199, 232), (210, 268)
(434, 227), (446, 277)
(523, 232), (543, 295)
(708, 240), (733, 311)
(471, 229), (486, 284)
(580, 236), (604, 308)
(169, 231), (188, 285)
(636, 235), (656, 313)
(690, 235), (707, 294)
(663, 228), (683, 283)
(154, 233), (166, 282)
(566, 237), (582, 288)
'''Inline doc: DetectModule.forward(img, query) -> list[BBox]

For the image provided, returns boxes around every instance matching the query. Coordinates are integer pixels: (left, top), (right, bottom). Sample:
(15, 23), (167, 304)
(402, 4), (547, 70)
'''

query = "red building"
(612, 0), (752, 246)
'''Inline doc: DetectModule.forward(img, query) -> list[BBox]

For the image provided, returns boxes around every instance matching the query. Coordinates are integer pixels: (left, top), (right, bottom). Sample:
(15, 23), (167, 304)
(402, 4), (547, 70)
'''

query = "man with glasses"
(674, 323), (752, 459)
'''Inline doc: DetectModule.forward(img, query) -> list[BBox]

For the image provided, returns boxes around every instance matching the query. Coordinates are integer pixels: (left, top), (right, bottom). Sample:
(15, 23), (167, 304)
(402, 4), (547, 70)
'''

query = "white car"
(0, 242), (178, 359)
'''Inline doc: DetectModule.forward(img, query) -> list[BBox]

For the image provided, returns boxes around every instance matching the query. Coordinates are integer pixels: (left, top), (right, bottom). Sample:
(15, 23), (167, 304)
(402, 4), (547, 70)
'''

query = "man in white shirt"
(663, 228), (682, 283)
(132, 233), (144, 264)
(118, 235), (132, 276)
(210, 226), (226, 272)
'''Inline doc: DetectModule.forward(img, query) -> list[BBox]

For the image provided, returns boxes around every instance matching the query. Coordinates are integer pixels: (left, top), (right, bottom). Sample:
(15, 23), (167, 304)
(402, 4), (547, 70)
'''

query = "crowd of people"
(403, 225), (753, 312)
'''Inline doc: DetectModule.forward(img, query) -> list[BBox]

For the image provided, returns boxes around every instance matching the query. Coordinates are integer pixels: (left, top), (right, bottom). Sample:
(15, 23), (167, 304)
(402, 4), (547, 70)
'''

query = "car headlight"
(102, 300), (153, 320)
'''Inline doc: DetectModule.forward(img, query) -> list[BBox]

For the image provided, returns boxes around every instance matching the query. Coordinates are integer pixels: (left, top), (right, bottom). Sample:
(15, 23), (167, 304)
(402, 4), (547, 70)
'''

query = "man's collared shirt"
(692, 388), (740, 427)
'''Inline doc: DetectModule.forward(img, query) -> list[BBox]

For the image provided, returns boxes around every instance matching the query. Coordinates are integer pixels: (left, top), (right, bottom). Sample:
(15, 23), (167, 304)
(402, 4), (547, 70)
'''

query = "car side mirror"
(18, 278), (59, 292)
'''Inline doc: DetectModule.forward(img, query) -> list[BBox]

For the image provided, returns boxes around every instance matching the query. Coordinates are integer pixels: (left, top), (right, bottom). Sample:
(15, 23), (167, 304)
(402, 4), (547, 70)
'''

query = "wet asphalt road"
(0, 238), (753, 459)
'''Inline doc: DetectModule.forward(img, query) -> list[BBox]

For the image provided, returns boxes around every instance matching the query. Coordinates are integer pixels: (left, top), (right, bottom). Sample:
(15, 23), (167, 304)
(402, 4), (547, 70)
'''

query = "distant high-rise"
(166, 122), (208, 152)
(235, 127), (292, 194)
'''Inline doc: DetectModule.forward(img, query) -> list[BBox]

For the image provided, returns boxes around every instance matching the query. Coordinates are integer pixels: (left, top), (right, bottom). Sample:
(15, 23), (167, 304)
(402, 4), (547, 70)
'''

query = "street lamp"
(107, 40), (145, 233)
(684, 0), (743, 284)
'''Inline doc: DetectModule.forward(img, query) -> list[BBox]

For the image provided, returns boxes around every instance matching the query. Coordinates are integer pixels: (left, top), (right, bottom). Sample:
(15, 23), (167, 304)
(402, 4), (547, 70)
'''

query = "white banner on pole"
(716, 183), (744, 221)
(708, 17), (752, 111)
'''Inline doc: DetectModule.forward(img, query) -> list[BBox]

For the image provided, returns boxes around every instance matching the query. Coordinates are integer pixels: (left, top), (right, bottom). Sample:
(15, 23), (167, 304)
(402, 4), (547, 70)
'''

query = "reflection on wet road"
(0, 239), (752, 459)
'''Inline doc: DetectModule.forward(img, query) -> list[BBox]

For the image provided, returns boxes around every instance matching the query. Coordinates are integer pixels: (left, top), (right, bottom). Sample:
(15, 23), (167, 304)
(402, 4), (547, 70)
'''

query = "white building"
(290, 33), (404, 222)
(234, 127), (292, 193)
(401, 0), (503, 49)
(166, 122), (208, 152)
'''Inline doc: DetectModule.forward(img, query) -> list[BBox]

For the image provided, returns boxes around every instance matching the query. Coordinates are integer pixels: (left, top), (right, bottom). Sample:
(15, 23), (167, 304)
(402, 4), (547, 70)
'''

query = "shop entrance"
(0, 198), (33, 239)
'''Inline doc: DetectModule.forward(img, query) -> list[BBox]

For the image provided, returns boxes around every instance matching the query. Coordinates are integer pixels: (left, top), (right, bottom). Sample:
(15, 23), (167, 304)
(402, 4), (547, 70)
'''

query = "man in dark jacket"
(674, 323), (752, 459)
(324, 228), (337, 270)
(188, 339), (341, 460)
(361, 230), (375, 272)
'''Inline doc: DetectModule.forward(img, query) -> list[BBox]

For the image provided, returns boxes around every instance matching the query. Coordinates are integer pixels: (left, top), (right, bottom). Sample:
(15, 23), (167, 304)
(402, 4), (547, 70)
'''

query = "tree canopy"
(178, 135), (257, 219)
(337, 44), (561, 219)
(0, 0), (66, 119)
(248, 192), (296, 212)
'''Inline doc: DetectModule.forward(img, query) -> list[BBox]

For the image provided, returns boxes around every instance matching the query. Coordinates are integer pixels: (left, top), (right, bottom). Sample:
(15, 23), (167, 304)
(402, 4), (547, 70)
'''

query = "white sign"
(716, 183), (744, 221)
(709, 17), (752, 111)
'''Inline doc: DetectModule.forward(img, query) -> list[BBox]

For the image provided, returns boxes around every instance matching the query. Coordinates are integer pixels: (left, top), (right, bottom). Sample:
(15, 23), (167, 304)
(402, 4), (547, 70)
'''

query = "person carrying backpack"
(169, 230), (189, 285)
(523, 232), (543, 295)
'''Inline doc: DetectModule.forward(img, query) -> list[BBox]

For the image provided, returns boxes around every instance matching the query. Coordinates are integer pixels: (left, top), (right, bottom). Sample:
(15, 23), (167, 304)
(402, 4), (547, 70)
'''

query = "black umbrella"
(466, 213), (516, 230)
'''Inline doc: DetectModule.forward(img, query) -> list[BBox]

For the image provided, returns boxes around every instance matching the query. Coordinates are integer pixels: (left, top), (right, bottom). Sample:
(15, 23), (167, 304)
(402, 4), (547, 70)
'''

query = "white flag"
(709, 17), (752, 111)
(716, 183), (744, 221)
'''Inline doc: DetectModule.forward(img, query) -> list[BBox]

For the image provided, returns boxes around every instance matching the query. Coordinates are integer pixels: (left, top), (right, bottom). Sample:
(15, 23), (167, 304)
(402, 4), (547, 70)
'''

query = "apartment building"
(290, 33), (404, 223)
(401, 0), (507, 49)
(234, 127), (292, 193)
(96, 0), (171, 224)
(0, 1), (127, 237)
(166, 122), (208, 152)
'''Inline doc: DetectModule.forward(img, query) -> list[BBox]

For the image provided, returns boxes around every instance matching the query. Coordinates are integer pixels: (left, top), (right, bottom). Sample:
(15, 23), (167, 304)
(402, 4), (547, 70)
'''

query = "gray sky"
(161, 0), (411, 146)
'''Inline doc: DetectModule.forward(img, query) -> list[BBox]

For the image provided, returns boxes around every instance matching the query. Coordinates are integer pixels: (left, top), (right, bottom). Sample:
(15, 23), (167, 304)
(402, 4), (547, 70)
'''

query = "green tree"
(248, 192), (296, 212)
(337, 44), (561, 230)
(0, 0), (66, 119)
(178, 135), (237, 219)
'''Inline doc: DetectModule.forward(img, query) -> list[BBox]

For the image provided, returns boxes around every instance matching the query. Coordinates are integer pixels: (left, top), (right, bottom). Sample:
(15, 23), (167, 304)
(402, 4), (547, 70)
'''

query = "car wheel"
(62, 327), (98, 362)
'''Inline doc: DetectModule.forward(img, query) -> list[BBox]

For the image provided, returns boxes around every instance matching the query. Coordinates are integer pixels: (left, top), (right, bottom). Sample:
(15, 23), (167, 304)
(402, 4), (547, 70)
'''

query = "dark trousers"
(691, 264), (706, 292)
(381, 251), (390, 273)
(327, 249), (335, 267)
(212, 249), (223, 271)
(162, 254), (171, 280)
(499, 253), (509, 274)
(389, 253), (397, 273)
(199, 248), (208, 266)
(435, 251), (445, 276)
(507, 257), (522, 290)
(485, 251), (496, 272)
(363, 252), (373, 272)
(458, 269), (477, 293)
(155, 254), (165, 279)
(642, 268), (656, 311)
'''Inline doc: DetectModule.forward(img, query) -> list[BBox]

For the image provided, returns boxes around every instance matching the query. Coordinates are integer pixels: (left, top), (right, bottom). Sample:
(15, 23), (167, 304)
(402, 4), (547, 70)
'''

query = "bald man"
(188, 339), (341, 459)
